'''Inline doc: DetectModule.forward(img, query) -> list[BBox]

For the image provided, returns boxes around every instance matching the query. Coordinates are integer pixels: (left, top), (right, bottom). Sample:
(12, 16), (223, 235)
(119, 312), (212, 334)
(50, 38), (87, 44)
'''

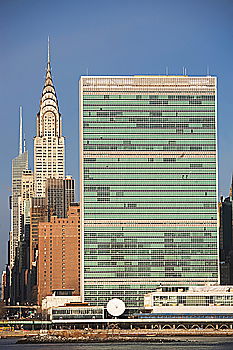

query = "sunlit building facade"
(34, 47), (65, 197)
(38, 204), (81, 304)
(80, 75), (218, 307)
(45, 176), (75, 218)
(10, 107), (28, 268)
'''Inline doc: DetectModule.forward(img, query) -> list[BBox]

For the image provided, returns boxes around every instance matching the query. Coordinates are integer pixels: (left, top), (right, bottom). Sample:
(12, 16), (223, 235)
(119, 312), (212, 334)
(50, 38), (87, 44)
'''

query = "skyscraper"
(219, 178), (233, 285)
(10, 107), (28, 268)
(80, 75), (219, 307)
(45, 178), (64, 218)
(29, 197), (47, 270)
(34, 40), (65, 197)
(18, 169), (34, 242)
(63, 176), (75, 216)
(45, 176), (75, 218)
(6, 41), (74, 305)
(17, 169), (34, 304)
(28, 41), (76, 304)
(37, 204), (81, 304)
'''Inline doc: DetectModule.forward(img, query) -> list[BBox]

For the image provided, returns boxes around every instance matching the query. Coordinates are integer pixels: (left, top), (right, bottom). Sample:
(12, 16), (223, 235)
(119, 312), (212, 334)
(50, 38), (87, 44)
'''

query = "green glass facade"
(80, 76), (218, 307)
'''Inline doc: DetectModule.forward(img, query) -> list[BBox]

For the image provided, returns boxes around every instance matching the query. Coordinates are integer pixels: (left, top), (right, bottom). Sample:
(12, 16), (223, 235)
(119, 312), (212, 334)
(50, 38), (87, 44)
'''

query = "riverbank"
(1, 337), (233, 350)
(17, 335), (184, 344)
(1, 328), (231, 343)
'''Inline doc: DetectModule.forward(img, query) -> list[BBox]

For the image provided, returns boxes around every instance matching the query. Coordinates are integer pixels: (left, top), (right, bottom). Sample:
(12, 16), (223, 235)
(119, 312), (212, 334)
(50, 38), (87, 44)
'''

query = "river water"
(1, 338), (233, 350)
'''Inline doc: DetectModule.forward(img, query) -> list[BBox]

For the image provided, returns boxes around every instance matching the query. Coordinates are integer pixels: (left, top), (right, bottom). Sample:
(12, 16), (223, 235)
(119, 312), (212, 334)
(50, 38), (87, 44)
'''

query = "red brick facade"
(38, 204), (80, 304)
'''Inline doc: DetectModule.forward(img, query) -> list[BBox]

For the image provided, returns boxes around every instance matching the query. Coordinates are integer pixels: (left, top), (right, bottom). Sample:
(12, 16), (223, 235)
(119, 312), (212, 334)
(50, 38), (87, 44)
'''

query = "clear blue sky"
(0, 0), (233, 272)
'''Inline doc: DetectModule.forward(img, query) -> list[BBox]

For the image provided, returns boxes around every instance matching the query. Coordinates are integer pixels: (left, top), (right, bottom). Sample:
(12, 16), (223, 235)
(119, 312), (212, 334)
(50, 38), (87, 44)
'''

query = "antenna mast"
(23, 133), (26, 153)
(19, 106), (23, 155)
(48, 36), (50, 63)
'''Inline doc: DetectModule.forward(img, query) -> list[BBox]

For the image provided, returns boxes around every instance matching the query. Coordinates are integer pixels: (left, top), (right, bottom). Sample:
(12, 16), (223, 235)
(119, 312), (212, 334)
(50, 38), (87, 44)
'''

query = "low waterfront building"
(50, 303), (104, 321)
(143, 286), (233, 317)
(42, 289), (81, 315)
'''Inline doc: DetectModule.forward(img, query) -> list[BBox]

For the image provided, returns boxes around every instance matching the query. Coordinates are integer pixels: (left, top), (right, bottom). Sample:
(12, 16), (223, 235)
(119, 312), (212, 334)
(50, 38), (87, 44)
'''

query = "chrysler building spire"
(34, 40), (65, 197)
(47, 36), (50, 64)
(36, 38), (61, 138)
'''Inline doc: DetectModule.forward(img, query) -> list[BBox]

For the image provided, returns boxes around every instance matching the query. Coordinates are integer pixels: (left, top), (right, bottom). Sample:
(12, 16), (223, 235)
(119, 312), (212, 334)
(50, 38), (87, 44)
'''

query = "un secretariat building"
(79, 75), (218, 307)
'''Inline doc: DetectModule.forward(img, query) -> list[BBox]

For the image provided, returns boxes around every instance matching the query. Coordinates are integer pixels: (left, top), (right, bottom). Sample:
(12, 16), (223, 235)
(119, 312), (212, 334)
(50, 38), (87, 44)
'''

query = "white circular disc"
(106, 298), (125, 317)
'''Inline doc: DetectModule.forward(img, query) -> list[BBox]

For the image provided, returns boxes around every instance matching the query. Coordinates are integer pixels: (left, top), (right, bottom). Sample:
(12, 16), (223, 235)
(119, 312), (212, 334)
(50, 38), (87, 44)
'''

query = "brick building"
(38, 204), (80, 304)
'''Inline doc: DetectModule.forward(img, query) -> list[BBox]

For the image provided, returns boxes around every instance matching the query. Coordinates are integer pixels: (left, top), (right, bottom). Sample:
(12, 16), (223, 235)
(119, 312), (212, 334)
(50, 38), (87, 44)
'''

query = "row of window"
(84, 95), (215, 100)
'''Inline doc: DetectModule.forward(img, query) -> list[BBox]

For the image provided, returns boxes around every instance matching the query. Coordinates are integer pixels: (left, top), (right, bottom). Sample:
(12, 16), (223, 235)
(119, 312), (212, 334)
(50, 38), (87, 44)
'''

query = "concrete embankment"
(10, 328), (233, 343)
(17, 335), (181, 344)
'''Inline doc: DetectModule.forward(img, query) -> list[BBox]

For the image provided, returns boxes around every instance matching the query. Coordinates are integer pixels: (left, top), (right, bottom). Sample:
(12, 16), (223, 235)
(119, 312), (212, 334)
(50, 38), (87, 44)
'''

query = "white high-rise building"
(18, 169), (34, 240)
(10, 107), (28, 268)
(34, 41), (65, 197)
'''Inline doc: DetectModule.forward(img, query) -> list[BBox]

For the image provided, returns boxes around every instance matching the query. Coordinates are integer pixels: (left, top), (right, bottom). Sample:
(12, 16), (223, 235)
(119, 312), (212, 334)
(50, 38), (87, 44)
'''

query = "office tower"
(219, 196), (232, 261)
(29, 197), (47, 270)
(1, 271), (6, 302)
(219, 182), (233, 284)
(27, 197), (48, 304)
(37, 204), (81, 304)
(28, 42), (74, 304)
(20, 170), (34, 202)
(63, 176), (75, 216)
(10, 107), (28, 268)
(16, 169), (34, 304)
(31, 180), (75, 305)
(80, 75), (218, 306)
(34, 41), (65, 197)
(18, 169), (34, 241)
(45, 178), (64, 218)
(45, 176), (75, 218)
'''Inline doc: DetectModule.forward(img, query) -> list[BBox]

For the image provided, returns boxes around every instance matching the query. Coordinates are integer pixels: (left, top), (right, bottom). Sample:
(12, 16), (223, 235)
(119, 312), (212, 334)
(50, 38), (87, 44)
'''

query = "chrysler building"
(34, 40), (65, 196)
